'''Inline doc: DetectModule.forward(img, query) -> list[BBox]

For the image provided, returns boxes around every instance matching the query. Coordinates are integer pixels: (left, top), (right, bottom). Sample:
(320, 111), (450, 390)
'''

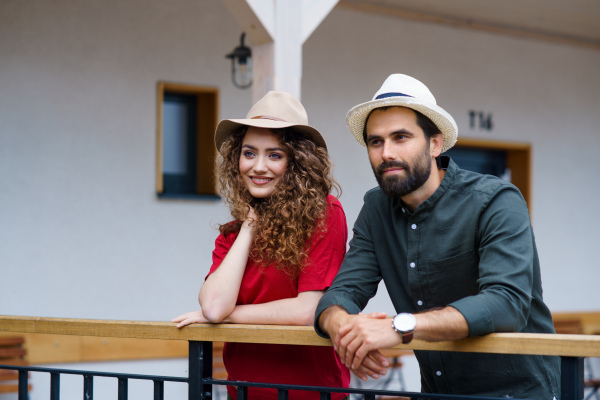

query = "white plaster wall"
(1, 1), (600, 398)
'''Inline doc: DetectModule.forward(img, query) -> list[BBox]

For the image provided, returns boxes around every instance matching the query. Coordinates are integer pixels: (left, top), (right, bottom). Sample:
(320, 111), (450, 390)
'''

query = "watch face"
(394, 313), (416, 332)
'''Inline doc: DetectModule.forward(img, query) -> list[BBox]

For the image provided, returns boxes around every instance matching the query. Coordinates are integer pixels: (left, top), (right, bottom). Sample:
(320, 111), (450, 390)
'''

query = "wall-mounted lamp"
(226, 33), (252, 89)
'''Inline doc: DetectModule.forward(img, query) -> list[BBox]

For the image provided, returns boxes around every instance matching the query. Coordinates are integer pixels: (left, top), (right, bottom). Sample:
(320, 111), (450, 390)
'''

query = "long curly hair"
(216, 127), (341, 277)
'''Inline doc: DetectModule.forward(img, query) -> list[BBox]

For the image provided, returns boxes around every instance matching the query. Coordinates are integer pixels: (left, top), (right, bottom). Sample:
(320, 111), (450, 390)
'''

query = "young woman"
(173, 91), (350, 400)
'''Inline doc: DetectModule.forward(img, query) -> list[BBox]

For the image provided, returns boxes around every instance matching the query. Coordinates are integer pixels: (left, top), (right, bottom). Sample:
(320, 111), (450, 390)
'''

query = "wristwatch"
(392, 313), (416, 344)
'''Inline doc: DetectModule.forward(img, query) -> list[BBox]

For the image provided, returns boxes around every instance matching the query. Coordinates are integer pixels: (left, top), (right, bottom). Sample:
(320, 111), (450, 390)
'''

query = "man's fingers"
(344, 336), (363, 368)
(351, 342), (373, 370)
(368, 349), (389, 367)
(352, 362), (385, 381)
(362, 352), (389, 375)
(352, 351), (390, 381)
(337, 328), (358, 367)
(338, 320), (355, 336)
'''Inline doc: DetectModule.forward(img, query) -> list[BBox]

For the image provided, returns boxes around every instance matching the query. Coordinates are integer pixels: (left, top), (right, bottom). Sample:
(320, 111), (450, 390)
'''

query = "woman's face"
(239, 127), (288, 198)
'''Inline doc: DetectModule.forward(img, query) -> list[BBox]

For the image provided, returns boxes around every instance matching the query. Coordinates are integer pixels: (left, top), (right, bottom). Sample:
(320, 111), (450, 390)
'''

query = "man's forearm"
(414, 306), (469, 341)
(318, 305), (350, 340)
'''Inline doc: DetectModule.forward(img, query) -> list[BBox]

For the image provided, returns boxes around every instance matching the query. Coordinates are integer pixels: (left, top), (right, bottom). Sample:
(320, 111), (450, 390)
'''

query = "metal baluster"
(50, 372), (60, 400)
(118, 378), (128, 400)
(320, 391), (331, 399)
(83, 375), (93, 400)
(153, 380), (164, 400)
(561, 356), (584, 400)
(188, 341), (213, 400)
(277, 389), (289, 400)
(18, 370), (28, 400)
(237, 386), (248, 400)
(364, 394), (376, 400)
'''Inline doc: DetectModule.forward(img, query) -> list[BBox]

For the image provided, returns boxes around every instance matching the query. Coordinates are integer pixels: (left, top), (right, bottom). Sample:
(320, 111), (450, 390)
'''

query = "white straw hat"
(346, 74), (458, 153)
(215, 91), (326, 152)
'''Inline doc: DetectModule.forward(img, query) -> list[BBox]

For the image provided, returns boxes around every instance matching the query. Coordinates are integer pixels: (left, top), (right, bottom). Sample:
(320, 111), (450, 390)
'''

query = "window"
(156, 82), (218, 199)
(445, 147), (508, 179)
(447, 138), (531, 209)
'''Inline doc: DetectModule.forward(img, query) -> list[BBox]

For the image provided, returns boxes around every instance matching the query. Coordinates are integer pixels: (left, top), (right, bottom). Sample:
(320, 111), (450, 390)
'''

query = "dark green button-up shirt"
(316, 157), (560, 399)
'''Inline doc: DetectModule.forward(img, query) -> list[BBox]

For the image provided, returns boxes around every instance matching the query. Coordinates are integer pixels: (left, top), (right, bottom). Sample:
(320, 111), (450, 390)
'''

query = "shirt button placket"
(409, 222), (423, 308)
(406, 217), (425, 310)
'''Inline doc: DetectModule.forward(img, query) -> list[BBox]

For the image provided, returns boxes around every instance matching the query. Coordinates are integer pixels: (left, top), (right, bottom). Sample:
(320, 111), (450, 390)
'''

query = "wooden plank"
(0, 385), (18, 393)
(0, 348), (25, 358)
(17, 332), (81, 364)
(2, 316), (600, 358)
(0, 371), (19, 381)
(0, 332), (187, 365)
(0, 359), (28, 367)
(0, 337), (24, 346)
(552, 311), (600, 335)
(80, 337), (187, 362)
(0, 384), (31, 393)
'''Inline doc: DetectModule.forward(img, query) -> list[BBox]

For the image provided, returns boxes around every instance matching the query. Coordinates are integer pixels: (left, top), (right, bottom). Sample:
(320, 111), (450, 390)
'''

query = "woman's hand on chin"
(171, 310), (210, 328)
(242, 207), (257, 231)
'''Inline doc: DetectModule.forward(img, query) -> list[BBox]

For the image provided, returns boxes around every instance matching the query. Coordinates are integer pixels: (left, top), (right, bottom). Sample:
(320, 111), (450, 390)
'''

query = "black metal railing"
(0, 364), (186, 400)
(0, 340), (586, 400)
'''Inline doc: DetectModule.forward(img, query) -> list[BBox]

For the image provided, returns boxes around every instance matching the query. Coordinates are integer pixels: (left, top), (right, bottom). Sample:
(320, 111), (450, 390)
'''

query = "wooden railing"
(1, 315), (600, 400)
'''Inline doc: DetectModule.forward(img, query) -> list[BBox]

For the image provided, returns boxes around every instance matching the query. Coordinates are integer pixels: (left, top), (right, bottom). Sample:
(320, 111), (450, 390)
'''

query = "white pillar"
(221, 0), (339, 102)
(273, 1), (303, 100)
(252, 42), (274, 101)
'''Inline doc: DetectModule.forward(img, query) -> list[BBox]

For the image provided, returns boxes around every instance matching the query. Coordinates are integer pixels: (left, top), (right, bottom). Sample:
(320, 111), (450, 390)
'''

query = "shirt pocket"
(422, 250), (479, 306)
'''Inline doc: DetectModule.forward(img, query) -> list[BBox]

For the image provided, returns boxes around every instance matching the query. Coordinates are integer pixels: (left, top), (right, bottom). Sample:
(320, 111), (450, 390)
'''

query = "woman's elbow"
(202, 307), (231, 323)
(199, 300), (231, 323)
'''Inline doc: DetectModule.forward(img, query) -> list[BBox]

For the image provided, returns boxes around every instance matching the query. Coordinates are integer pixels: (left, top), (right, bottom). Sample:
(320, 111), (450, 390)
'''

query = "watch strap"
(401, 330), (413, 344)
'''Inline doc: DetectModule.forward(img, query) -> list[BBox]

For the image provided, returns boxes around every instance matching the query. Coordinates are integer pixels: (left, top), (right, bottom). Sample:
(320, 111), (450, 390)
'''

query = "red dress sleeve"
(297, 195), (348, 293)
(208, 230), (237, 275)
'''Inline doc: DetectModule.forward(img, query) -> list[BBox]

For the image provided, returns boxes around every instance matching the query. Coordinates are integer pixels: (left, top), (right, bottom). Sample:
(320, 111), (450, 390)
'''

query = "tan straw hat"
(346, 74), (458, 153)
(215, 91), (327, 152)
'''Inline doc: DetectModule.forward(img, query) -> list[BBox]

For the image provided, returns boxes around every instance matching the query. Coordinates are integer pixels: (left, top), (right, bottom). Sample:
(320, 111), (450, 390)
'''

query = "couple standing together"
(173, 74), (560, 400)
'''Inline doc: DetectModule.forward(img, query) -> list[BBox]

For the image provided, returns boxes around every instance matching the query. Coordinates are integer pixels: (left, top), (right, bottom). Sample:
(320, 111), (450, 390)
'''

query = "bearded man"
(315, 74), (560, 399)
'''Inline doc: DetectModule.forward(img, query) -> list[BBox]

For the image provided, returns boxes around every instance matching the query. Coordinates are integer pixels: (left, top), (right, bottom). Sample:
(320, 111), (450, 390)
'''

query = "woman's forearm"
(223, 290), (325, 326)
(199, 226), (253, 322)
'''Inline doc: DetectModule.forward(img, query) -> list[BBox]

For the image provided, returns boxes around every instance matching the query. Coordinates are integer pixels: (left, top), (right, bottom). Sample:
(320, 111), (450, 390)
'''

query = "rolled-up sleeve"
(450, 186), (534, 336)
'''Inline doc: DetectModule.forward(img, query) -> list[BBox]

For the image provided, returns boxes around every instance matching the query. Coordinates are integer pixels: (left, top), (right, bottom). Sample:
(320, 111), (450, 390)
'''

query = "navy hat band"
(375, 92), (413, 100)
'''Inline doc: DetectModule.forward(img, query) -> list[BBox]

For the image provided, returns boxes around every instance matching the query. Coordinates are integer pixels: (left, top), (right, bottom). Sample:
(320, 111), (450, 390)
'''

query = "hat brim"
(346, 97), (458, 153)
(215, 119), (327, 152)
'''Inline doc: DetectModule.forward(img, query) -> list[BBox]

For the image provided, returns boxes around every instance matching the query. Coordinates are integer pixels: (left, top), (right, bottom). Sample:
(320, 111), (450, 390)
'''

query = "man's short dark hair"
(362, 106), (441, 144)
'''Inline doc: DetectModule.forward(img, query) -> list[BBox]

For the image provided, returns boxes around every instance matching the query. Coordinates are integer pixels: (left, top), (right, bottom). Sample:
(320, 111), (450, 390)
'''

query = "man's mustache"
(377, 161), (410, 175)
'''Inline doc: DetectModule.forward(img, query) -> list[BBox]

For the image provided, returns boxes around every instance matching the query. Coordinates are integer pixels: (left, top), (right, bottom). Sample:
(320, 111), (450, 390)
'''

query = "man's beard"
(373, 147), (432, 199)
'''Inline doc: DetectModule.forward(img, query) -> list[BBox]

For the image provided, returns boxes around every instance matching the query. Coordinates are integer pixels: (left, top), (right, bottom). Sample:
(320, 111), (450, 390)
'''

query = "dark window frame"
(156, 82), (219, 200)
(450, 138), (532, 212)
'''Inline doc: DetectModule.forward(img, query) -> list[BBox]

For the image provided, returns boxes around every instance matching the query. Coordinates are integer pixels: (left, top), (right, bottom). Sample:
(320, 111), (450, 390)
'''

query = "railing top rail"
(2, 315), (600, 358)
